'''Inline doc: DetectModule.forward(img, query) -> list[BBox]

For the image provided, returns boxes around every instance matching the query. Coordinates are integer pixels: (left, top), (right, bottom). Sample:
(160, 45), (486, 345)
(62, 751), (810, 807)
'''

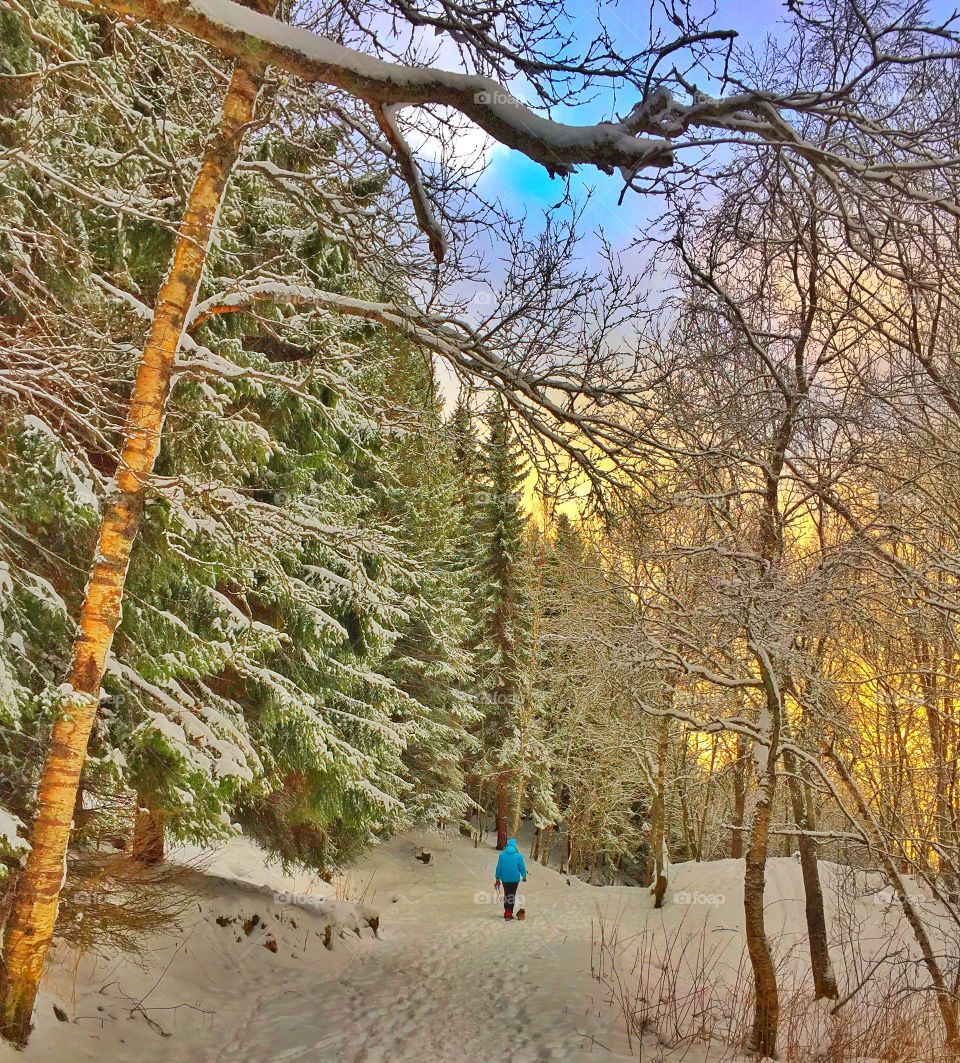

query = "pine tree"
(374, 356), (478, 827)
(0, 0), (282, 1034)
(0, 0), (481, 1036)
(470, 400), (532, 849)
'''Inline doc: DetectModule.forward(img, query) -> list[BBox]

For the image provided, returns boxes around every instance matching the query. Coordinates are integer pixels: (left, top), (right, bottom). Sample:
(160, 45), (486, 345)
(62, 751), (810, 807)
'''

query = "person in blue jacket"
(494, 838), (528, 920)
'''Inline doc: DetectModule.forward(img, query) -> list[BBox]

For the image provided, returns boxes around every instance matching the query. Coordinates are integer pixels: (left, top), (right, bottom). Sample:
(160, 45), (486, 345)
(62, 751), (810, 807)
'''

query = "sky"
(466, 0), (959, 273)
(428, 0), (803, 406)
(428, 0), (960, 411)
(473, 0), (795, 259)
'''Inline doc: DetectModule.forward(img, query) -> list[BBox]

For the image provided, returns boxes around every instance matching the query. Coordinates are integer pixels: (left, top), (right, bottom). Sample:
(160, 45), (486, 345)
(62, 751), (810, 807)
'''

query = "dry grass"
(55, 852), (202, 957)
(331, 868), (376, 904)
(591, 906), (954, 1061)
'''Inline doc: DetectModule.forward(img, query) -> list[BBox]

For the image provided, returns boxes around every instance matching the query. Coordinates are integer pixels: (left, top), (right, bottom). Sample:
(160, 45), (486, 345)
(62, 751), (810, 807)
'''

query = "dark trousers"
(501, 882), (520, 914)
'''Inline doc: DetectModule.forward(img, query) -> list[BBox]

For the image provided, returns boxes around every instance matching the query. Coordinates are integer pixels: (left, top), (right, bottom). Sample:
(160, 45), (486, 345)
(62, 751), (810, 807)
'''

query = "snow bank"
(594, 855), (960, 1060)
(0, 836), (379, 1063)
(171, 836), (380, 932)
(4, 830), (948, 1061)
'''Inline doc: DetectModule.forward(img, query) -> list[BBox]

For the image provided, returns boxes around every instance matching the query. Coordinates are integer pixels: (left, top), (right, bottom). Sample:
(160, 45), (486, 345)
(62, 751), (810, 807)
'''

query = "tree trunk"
(650, 718), (670, 908)
(744, 762), (779, 1058)
(0, 38), (270, 1047)
(678, 731), (695, 859)
(511, 774), (525, 838)
(743, 663), (782, 1060)
(539, 825), (554, 866)
(511, 546), (544, 839)
(131, 803), (166, 866)
(782, 746), (838, 1001)
(496, 773), (508, 850)
(917, 636), (960, 901)
(695, 737), (718, 861)
(731, 732), (748, 859)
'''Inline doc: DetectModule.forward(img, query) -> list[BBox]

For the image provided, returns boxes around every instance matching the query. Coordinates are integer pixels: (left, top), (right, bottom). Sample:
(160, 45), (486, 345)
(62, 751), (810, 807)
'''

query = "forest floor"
(1, 829), (946, 1062)
(200, 830), (645, 1062)
(0, 829), (709, 1062)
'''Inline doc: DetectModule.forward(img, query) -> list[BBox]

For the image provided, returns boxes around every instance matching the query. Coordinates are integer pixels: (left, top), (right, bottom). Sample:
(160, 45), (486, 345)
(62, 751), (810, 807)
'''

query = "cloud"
(403, 107), (501, 172)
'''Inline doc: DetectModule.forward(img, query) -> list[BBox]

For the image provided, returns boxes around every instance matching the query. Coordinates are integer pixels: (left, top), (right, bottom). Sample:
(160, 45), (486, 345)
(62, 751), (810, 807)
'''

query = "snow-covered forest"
(4, 0), (960, 1059)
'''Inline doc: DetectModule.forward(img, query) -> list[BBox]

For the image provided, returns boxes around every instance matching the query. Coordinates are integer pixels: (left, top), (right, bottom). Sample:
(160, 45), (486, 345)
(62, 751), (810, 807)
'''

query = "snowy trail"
(215, 832), (634, 1062)
(10, 829), (925, 1062)
(5, 831), (639, 1063)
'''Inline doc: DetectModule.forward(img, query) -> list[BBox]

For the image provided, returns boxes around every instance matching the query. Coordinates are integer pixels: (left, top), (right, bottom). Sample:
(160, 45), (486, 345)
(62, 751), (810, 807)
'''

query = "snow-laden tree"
(466, 399), (532, 850)
(525, 515), (656, 882)
(375, 348), (479, 829)
(0, 0), (479, 1037)
(0, 0), (434, 858)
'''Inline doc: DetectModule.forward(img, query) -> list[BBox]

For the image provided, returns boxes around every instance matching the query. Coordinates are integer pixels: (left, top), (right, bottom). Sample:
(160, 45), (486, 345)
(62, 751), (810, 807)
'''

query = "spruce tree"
(373, 355), (478, 827)
(471, 400), (532, 849)
(0, 0), (479, 898)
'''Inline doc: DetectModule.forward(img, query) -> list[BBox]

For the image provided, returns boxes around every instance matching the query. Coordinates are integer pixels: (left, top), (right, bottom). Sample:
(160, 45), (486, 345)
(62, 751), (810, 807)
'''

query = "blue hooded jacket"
(495, 839), (527, 883)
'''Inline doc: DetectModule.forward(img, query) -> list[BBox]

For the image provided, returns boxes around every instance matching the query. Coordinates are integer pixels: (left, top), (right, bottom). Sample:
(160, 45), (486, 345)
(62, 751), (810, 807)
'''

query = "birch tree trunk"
(744, 667), (782, 1059)
(0, 33), (271, 1045)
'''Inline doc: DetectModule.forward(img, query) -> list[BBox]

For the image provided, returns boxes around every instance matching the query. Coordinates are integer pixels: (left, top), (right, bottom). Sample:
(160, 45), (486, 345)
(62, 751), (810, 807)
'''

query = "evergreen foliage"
(0, 0), (478, 872)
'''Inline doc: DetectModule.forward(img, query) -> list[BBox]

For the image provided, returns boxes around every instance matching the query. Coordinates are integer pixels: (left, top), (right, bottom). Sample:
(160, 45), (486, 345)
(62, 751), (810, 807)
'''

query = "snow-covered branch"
(82, 0), (676, 178)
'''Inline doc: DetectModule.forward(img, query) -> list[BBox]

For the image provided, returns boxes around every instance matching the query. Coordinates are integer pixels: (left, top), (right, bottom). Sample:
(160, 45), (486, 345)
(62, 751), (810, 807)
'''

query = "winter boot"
(503, 909), (513, 920)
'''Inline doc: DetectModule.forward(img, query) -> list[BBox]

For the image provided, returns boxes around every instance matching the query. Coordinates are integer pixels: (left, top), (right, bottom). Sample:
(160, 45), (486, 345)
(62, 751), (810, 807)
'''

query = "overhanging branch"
(82, 0), (675, 177)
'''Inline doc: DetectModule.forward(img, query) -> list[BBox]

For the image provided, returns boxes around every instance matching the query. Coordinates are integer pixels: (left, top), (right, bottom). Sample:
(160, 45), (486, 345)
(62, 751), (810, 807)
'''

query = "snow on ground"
(588, 855), (956, 1061)
(0, 831), (658, 1062)
(0, 837), (381, 1063)
(2, 831), (953, 1061)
